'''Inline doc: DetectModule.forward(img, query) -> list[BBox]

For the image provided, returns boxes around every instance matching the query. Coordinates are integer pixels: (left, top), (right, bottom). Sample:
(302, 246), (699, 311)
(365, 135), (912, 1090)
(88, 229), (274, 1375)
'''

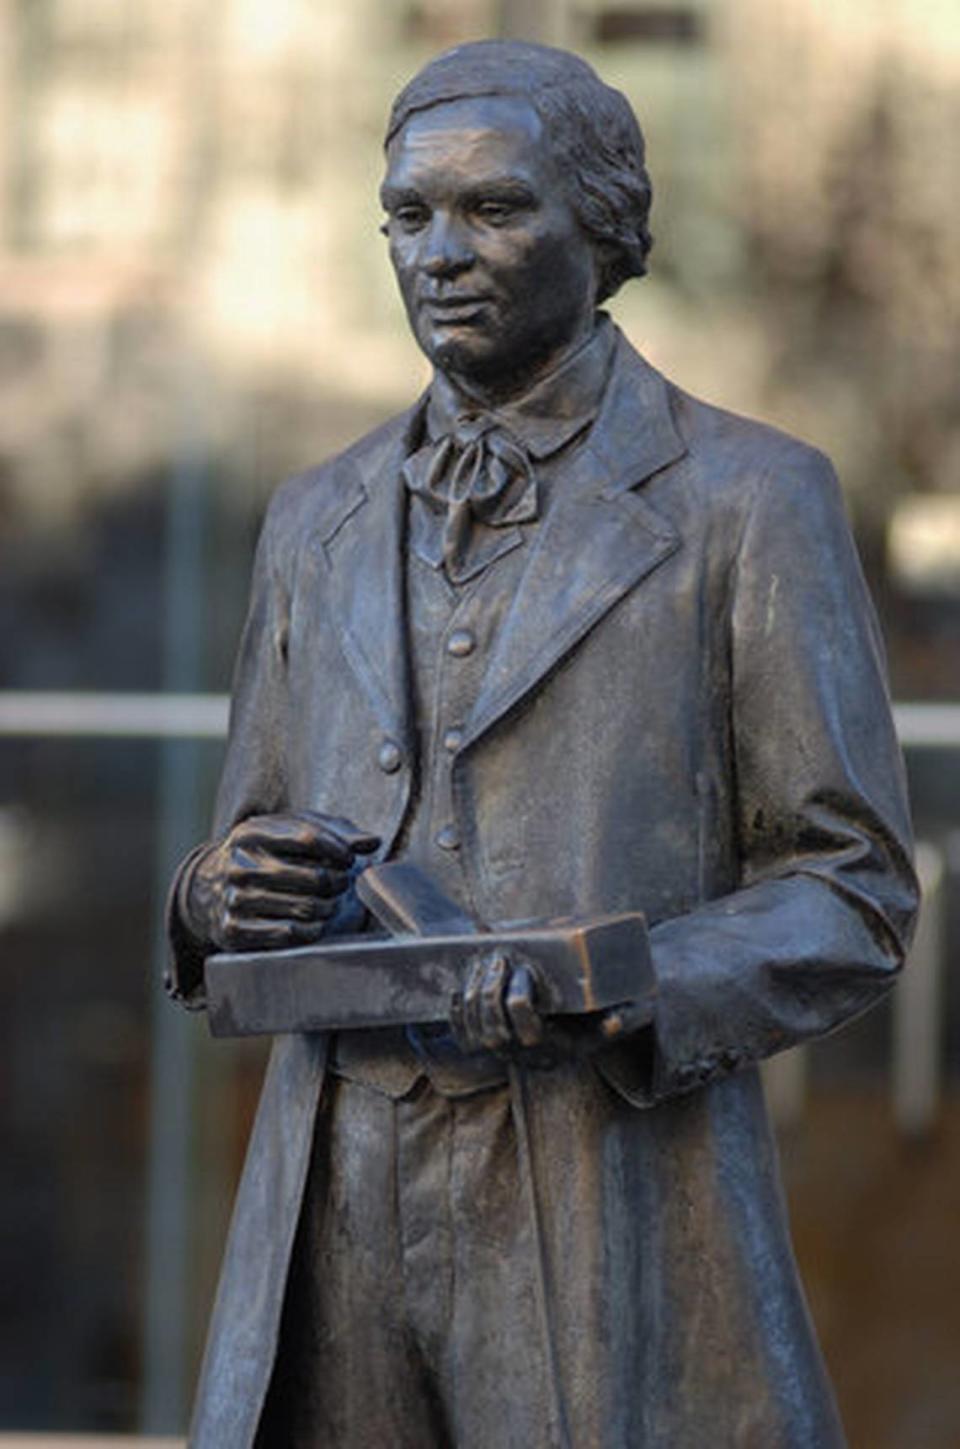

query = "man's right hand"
(182, 811), (380, 954)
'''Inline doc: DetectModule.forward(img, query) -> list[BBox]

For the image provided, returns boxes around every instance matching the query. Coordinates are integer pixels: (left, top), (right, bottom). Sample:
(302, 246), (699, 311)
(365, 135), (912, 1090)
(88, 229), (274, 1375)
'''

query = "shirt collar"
(424, 312), (615, 461)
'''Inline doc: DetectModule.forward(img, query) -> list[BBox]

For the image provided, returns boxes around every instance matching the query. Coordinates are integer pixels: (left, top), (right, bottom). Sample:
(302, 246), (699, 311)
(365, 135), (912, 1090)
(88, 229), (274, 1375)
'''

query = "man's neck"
(423, 313), (615, 461)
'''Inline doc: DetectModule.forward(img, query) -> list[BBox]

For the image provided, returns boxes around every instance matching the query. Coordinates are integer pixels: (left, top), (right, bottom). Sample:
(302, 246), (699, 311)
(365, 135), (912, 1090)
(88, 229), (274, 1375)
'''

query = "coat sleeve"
(597, 449), (919, 1106)
(163, 494), (294, 1006)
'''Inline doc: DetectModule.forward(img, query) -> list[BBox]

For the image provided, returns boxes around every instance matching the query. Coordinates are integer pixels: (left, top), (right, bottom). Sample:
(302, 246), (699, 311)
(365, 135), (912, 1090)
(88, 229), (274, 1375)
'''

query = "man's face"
(381, 94), (598, 400)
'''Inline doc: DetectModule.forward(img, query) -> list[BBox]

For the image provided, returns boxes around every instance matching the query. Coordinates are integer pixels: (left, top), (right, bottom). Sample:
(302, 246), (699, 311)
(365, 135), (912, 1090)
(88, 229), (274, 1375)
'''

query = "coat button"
(443, 727), (464, 753)
(435, 824), (461, 851)
(447, 628), (476, 658)
(377, 740), (403, 773)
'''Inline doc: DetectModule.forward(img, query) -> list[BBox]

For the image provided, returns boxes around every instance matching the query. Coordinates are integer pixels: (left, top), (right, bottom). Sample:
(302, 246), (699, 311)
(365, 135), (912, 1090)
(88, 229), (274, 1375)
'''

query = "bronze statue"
(166, 40), (918, 1448)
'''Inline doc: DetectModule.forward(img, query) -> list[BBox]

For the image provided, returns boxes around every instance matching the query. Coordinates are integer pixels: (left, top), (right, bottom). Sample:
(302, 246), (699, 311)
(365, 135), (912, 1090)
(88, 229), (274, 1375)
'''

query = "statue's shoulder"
(611, 331), (835, 500)
(259, 402), (421, 547)
(672, 385), (846, 559)
(668, 380), (833, 486)
(608, 334), (840, 543)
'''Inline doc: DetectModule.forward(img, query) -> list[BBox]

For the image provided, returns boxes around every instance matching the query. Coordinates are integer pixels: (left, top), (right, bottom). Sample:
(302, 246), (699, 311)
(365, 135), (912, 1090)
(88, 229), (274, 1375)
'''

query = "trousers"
(255, 1073), (560, 1448)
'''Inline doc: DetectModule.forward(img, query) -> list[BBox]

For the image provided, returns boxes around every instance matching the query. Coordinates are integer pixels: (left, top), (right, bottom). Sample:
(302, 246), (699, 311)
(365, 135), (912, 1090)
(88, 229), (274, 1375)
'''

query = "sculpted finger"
(505, 962), (544, 1048)
(218, 916), (332, 953)
(457, 955), (490, 1052)
(285, 812), (381, 862)
(286, 919), (337, 945)
(477, 952), (512, 1049)
(449, 989), (466, 1049)
(226, 888), (336, 923)
(308, 866), (350, 898)
(600, 1008), (628, 1041)
(231, 815), (355, 869)
(229, 858), (349, 898)
(218, 917), (299, 952)
(302, 814), (381, 855)
(599, 997), (653, 1041)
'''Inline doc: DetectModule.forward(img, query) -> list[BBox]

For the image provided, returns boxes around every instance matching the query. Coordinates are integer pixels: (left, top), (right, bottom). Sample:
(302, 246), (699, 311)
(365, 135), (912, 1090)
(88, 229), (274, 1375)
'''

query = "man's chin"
(419, 331), (542, 401)
(417, 322), (578, 400)
(421, 328), (495, 380)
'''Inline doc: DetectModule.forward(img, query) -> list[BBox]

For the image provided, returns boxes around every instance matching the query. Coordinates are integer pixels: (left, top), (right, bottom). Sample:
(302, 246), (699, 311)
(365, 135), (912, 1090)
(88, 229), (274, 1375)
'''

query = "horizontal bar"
(0, 694), (957, 748)
(0, 692), (229, 738)
(0, 1440), (184, 1447)
(892, 702), (960, 749)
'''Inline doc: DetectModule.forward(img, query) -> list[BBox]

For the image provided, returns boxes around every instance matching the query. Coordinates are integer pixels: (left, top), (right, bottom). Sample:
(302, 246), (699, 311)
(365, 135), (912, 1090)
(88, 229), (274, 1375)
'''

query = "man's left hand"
(449, 950), (647, 1063)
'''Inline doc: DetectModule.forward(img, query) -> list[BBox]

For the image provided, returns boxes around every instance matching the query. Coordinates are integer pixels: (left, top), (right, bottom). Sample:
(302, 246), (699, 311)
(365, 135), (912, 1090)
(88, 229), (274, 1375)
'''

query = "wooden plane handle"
(357, 861), (476, 936)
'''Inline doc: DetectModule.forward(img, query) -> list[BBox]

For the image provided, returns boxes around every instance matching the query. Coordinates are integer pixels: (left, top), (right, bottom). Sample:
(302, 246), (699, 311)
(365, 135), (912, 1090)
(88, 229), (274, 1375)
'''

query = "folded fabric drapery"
(404, 413), (538, 583)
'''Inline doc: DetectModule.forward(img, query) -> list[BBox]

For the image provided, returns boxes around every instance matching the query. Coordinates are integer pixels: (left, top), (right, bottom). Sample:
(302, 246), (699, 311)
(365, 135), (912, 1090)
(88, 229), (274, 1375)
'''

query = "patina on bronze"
(204, 876), (654, 1038)
(166, 38), (918, 1449)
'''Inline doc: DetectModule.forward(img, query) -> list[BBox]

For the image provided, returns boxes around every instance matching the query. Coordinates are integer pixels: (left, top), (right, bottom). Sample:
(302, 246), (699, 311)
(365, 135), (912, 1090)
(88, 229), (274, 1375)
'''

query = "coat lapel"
(462, 341), (687, 750)
(310, 409), (419, 746)
(307, 340), (686, 756)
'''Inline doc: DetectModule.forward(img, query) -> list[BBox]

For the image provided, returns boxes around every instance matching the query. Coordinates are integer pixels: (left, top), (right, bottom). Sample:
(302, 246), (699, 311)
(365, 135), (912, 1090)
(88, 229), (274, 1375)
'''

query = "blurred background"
(0, 0), (957, 1444)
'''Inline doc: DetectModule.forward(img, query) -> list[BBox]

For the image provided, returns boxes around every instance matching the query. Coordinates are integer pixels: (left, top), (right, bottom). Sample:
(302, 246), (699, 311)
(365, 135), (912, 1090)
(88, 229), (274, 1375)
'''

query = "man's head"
(386, 41), (653, 305)
(381, 43), (652, 402)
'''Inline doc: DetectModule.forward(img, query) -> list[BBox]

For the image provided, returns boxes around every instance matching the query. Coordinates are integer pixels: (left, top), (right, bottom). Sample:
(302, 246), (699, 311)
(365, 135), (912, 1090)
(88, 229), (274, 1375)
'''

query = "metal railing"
(0, 692), (229, 738)
(0, 691), (958, 746)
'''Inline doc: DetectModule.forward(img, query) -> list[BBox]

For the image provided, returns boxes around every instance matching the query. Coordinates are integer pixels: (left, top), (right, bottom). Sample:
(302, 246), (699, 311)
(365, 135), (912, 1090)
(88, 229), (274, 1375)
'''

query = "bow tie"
(404, 413), (538, 584)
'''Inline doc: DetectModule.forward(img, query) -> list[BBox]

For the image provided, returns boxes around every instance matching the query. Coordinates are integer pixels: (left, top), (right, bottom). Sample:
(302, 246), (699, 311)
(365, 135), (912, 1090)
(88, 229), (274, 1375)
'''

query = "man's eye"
(391, 206), (429, 232)
(475, 201), (514, 225)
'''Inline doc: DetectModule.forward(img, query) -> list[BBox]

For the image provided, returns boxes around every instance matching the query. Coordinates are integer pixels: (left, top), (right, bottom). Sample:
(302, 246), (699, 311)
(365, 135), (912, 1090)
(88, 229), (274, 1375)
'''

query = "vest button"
(443, 727), (464, 753)
(447, 628), (476, 658)
(435, 824), (461, 851)
(377, 740), (403, 773)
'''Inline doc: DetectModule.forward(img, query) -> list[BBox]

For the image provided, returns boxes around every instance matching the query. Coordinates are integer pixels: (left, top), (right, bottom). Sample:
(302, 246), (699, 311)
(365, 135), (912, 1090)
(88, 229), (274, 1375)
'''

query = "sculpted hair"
(386, 40), (653, 303)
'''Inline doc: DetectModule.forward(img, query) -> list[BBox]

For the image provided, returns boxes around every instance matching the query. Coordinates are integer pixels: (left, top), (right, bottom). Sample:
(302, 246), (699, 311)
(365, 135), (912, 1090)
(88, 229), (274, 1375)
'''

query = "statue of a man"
(166, 40), (917, 1449)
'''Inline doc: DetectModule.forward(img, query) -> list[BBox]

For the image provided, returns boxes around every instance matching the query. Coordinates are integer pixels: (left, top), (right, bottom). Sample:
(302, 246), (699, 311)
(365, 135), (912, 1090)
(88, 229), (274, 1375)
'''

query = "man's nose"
(421, 214), (476, 278)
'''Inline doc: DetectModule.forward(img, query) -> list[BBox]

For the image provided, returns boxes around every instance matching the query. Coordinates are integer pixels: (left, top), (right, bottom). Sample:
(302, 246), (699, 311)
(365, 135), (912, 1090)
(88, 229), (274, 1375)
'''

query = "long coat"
(172, 332), (917, 1447)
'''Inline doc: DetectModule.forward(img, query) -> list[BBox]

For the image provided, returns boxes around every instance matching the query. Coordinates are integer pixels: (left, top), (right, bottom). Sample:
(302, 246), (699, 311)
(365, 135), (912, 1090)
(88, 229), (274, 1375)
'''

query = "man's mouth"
(421, 295), (490, 325)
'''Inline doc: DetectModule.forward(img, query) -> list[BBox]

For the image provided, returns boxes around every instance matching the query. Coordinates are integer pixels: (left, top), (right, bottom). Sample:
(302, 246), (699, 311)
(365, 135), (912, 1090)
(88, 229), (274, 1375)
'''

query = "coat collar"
(310, 330), (687, 751)
(461, 335), (686, 746)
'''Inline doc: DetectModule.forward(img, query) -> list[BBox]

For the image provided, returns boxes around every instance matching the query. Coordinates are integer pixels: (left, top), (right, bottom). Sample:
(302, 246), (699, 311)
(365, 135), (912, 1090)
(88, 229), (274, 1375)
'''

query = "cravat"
(404, 413), (538, 584)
